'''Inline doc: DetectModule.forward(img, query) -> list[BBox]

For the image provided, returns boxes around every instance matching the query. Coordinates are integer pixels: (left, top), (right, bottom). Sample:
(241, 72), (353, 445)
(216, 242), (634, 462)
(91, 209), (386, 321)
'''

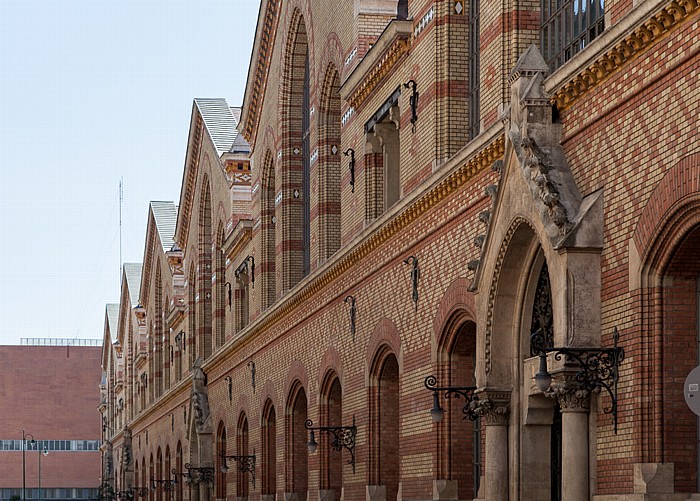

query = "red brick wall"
(0, 345), (101, 489)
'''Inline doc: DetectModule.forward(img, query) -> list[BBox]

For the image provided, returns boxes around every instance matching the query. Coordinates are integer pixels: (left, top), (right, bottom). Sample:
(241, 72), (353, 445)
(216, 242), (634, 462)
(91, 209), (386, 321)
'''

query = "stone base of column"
(593, 495), (688, 500)
(366, 485), (386, 501)
(284, 492), (299, 501)
(432, 479), (458, 500)
(261, 495), (275, 501)
(318, 490), (336, 501)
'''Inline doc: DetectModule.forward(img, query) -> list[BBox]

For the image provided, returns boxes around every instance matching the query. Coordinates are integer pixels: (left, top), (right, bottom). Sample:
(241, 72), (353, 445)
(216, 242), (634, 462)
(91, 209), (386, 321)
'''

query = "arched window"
(215, 222), (226, 348)
(286, 384), (308, 499)
(188, 266), (197, 368)
(281, 11), (311, 290)
(155, 263), (164, 398)
(156, 447), (163, 501)
(320, 375), (342, 499)
(261, 150), (277, 308)
(198, 180), (213, 359)
(369, 350), (400, 500)
(237, 413), (250, 498)
(262, 401), (277, 499)
(176, 441), (183, 501)
(165, 446), (171, 501)
(149, 453), (154, 501)
(217, 422), (227, 500)
(318, 65), (342, 262)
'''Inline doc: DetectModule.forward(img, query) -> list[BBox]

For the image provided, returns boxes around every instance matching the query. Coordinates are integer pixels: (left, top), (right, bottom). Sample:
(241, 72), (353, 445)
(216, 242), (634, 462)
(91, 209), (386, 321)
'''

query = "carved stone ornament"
(122, 427), (132, 466)
(191, 360), (213, 434)
(545, 380), (591, 411)
(470, 395), (511, 425)
(104, 441), (114, 477)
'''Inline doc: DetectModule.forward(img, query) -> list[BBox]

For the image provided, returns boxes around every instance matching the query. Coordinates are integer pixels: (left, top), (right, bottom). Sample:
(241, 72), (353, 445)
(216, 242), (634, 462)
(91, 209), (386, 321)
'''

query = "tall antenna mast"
(119, 178), (123, 276)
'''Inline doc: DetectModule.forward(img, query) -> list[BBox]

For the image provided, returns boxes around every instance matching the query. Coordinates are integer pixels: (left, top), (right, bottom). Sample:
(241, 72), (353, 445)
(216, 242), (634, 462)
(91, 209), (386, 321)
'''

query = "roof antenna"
(119, 178), (123, 282)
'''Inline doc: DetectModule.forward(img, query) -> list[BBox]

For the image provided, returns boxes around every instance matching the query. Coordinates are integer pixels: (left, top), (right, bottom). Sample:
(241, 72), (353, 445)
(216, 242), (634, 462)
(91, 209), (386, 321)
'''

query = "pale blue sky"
(0, 0), (261, 344)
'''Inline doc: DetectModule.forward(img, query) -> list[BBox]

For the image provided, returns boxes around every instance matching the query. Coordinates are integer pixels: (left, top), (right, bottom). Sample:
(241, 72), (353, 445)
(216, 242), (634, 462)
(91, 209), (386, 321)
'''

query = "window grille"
(541, 0), (604, 71)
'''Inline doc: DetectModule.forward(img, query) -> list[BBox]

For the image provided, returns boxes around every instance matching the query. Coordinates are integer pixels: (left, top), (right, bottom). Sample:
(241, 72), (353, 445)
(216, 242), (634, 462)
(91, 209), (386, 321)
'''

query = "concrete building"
(100, 0), (700, 500)
(0, 340), (102, 500)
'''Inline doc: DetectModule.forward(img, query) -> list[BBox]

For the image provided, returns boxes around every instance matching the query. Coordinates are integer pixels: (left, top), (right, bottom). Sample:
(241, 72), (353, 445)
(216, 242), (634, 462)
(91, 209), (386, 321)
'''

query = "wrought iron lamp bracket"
(530, 327), (624, 433)
(220, 450), (256, 487)
(403, 255), (419, 311)
(424, 375), (479, 421)
(182, 463), (215, 484)
(305, 416), (357, 473)
(344, 295), (356, 340)
(150, 478), (176, 492)
(343, 149), (356, 193)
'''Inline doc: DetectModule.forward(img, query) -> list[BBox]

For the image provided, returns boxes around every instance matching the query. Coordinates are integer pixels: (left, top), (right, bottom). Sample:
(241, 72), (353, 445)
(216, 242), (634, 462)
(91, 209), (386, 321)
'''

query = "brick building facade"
(100, 0), (700, 499)
(0, 342), (102, 500)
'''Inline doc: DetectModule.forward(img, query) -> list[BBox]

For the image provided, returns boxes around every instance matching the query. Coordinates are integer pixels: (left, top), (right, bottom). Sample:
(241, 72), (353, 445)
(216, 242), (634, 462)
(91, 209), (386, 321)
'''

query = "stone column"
(549, 381), (590, 501)
(473, 390), (511, 501)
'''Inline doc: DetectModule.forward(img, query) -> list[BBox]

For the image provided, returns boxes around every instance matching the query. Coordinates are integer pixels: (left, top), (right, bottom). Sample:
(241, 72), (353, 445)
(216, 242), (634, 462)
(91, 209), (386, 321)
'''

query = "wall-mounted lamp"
(170, 345), (174, 363)
(343, 149), (356, 193)
(403, 80), (419, 131)
(424, 375), (479, 422)
(224, 375), (233, 402)
(171, 468), (193, 486)
(175, 331), (185, 352)
(235, 256), (255, 287)
(225, 282), (232, 308)
(344, 295), (357, 340)
(305, 416), (357, 473)
(403, 255), (420, 311)
(131, 487), (149, 498)
(117, 490), (135, 501)
(150, 478), (176, 492)
(183, 405), (187, 424)
(220, 450), (256, 487)
(169, 413), (174, 432)
(145, 430), (148, 445)
(179, 464), (214, 485)
(531, 327), (624, 433)
(247, 361), (256, 393)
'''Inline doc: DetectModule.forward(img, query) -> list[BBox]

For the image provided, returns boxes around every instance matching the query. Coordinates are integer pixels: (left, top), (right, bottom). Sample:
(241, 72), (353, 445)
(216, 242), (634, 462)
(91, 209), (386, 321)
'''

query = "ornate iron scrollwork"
(424, 375), (480, 421)
(305, 416), (357, 473)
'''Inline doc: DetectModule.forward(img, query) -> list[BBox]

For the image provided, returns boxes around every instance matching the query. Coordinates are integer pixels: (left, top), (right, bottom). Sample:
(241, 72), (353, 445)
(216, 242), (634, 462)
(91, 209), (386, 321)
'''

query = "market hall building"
(99, 0), (700, 499)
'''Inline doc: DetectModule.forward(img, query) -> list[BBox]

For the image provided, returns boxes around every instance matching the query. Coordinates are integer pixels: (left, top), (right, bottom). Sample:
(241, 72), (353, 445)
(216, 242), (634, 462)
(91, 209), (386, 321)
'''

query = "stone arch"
(433, 277), (477, 359)
(318, 368), (344, 497)
(284, 359), (310, 404)
(634, 153), (700, 491)
(317, 346), (343, 392)
(365, 318), (402, 385)
(214, 220), (227, 349)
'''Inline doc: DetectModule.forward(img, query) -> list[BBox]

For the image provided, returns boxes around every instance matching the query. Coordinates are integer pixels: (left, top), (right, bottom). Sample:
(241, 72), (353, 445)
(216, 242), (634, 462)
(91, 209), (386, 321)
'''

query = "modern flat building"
(100, 0), (700, 500)
(0, 340), (102, 500)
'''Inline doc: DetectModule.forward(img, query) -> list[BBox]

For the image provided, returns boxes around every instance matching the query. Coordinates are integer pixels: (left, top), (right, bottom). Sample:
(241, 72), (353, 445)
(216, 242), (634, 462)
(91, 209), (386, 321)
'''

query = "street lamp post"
(39, 447), (48, 501)
(22, 429), (35, 501)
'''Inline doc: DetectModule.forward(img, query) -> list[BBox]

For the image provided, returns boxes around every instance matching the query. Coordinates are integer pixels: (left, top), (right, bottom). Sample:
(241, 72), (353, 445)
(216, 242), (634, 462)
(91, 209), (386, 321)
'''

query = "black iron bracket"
(403, 80), (418, 132)
(424, 375), (479, 421)
(344, 295), (356, 340)
(224, 375), (233, 402)
(530, 327), (624, 433)
(403, 255), (420, 311)
(343, 149), (356, 193)
(305, 416), (357, 473)
(220, 450), (256, 487)
(225, 282), (232, 308)
(150, 478), (176, 492)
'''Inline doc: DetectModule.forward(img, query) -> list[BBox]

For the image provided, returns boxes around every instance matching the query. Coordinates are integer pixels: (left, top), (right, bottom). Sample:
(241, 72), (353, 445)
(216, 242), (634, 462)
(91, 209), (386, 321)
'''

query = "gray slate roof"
(106, 303), (120, 343)
(150, 201), (177, 252)
(195, 99), (240, 156)
(123, 263), (143, 307)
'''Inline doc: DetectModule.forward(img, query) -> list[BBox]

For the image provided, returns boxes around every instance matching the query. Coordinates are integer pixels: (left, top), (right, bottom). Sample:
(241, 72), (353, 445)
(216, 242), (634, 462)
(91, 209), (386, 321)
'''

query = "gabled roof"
(151, 201), (178, 252)
(194, 98), (240, 157)
(106, 304), (120, 343)
(123, 263), (143, 307)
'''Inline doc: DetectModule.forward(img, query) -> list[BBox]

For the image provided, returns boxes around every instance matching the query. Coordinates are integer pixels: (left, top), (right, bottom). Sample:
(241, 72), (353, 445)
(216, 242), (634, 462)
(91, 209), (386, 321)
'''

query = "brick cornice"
(240, 0), (282, 147)
(547, 0), (699, 109)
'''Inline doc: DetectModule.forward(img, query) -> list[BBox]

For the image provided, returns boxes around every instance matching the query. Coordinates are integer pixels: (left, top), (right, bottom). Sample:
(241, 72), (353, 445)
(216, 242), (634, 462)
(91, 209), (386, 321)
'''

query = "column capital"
(472, 388), (511, 425)
(546, 380), (591, 411)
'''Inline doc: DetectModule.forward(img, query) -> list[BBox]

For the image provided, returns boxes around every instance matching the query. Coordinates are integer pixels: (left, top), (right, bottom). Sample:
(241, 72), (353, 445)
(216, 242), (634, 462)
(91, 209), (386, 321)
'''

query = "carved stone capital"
(472, 390), (511, 425)
(545, 380), (591, 411)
